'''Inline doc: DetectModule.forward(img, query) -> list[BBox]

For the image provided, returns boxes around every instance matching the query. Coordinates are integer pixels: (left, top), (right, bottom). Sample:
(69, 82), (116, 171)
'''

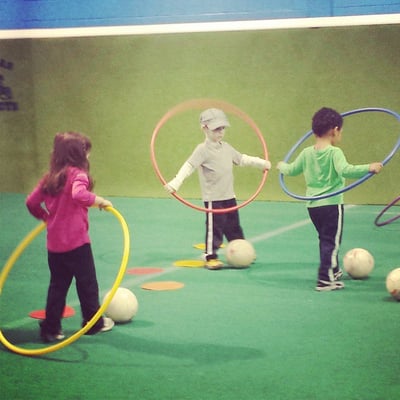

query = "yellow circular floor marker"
(173, 259), (205, 268)
(193, 243), (225, 250)
(0, 206), (130, 357)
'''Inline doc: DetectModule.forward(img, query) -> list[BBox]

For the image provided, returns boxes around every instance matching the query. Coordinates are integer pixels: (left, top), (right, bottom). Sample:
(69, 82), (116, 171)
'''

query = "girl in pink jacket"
(26, 131), (114, 342)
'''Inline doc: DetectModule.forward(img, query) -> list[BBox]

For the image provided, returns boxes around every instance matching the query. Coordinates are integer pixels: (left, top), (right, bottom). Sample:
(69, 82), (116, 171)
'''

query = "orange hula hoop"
(150, 98), (269, 214)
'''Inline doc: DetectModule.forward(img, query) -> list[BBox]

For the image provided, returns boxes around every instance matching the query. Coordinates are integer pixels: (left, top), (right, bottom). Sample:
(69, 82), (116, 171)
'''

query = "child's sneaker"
(315, 280), (345, 292)
(100, 317), (114, 332)
(205, 259), (223, 270)
(39, 320), (65, 343)
(334, 269), (344, 281)
(40, 331), (65, 343)
(84, 316), (115, 335)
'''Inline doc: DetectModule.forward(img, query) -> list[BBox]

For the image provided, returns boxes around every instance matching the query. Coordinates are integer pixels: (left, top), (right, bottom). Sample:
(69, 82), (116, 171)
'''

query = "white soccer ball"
(102, 287), (138, 323)
(343, 248), (374, 279)
(386, 268), (400, 301)
(225, 239), (256, 268)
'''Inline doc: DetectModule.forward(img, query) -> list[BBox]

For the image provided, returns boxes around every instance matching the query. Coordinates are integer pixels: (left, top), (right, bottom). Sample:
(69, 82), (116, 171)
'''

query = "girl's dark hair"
(41, 132), (93, 195)
(312, 107), (343, 137)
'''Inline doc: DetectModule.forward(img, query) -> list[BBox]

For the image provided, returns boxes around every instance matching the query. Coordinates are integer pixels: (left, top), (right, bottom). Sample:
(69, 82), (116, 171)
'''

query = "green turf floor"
(1, 194), (399, 400)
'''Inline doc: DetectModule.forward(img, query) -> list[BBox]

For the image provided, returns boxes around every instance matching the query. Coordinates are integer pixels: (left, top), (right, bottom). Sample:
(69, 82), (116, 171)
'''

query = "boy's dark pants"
(308, 204), (344, 282)
(204, 198), (244, 260)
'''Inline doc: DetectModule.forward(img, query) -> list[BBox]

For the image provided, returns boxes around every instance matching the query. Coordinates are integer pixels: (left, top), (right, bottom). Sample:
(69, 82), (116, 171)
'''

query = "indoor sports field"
(1, 193), (399, 400)
(1, 19), (400, 400)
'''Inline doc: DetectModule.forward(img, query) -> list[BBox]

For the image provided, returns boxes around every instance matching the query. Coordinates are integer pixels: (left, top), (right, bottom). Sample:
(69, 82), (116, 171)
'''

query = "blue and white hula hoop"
(279, 107), (400, 201)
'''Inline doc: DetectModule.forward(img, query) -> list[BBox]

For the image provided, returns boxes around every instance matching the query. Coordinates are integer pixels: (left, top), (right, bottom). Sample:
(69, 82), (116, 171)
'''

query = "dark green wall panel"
(1, 25), (399, 204)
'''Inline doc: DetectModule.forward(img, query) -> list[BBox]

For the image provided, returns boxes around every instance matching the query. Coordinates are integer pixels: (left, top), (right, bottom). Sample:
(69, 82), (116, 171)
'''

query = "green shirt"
(279, 145), (370, 208)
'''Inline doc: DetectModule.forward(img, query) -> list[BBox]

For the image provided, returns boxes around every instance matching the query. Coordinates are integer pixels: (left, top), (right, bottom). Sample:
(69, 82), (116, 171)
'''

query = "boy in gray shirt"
(165, 108), (271, 269)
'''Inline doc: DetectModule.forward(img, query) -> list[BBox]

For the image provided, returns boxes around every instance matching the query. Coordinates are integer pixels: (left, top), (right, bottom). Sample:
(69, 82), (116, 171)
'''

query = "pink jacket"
(26, 167), (96, 253)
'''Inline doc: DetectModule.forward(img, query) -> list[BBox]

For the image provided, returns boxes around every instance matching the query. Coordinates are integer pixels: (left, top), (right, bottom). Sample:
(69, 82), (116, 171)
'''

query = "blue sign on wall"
(0, 58), (18, 111)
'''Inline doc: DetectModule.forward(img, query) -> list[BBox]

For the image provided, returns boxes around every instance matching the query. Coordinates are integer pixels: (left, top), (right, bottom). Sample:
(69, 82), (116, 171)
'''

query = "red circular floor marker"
(29, 305), (75, 319)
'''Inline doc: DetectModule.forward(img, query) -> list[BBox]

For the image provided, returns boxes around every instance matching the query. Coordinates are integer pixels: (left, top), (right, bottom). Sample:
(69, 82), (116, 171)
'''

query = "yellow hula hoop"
(0, 206), (130, 357)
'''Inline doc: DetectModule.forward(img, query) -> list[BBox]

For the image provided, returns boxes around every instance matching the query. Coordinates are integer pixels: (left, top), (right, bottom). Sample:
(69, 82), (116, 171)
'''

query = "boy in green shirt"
(278, 107), (383, 291)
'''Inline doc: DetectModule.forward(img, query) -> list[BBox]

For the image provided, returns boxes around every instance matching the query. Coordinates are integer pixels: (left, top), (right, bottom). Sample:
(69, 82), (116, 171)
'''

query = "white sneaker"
(315, 280), (345, 292)
(334, 269), (344, 281)
(40, 331), (65, 343)
(100, 317), (115, 332)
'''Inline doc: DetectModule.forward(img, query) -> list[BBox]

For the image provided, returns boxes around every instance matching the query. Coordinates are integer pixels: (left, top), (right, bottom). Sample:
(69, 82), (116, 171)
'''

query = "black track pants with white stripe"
(308, 204), (344, 282)
(204, 198), (244, 260)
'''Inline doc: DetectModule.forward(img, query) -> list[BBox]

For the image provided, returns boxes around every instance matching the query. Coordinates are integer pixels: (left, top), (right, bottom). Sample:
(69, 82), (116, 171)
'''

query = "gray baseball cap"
(199, 108), (230, 130)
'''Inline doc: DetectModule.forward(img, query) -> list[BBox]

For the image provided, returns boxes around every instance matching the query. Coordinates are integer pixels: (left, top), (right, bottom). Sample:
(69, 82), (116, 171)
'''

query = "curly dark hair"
(312, 107), (343, 137)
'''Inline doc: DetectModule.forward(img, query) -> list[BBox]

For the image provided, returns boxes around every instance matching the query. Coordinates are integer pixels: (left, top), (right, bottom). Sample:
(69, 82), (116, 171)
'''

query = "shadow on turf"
(86, 333), (266, 367)
(0, 327), (91, 362)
